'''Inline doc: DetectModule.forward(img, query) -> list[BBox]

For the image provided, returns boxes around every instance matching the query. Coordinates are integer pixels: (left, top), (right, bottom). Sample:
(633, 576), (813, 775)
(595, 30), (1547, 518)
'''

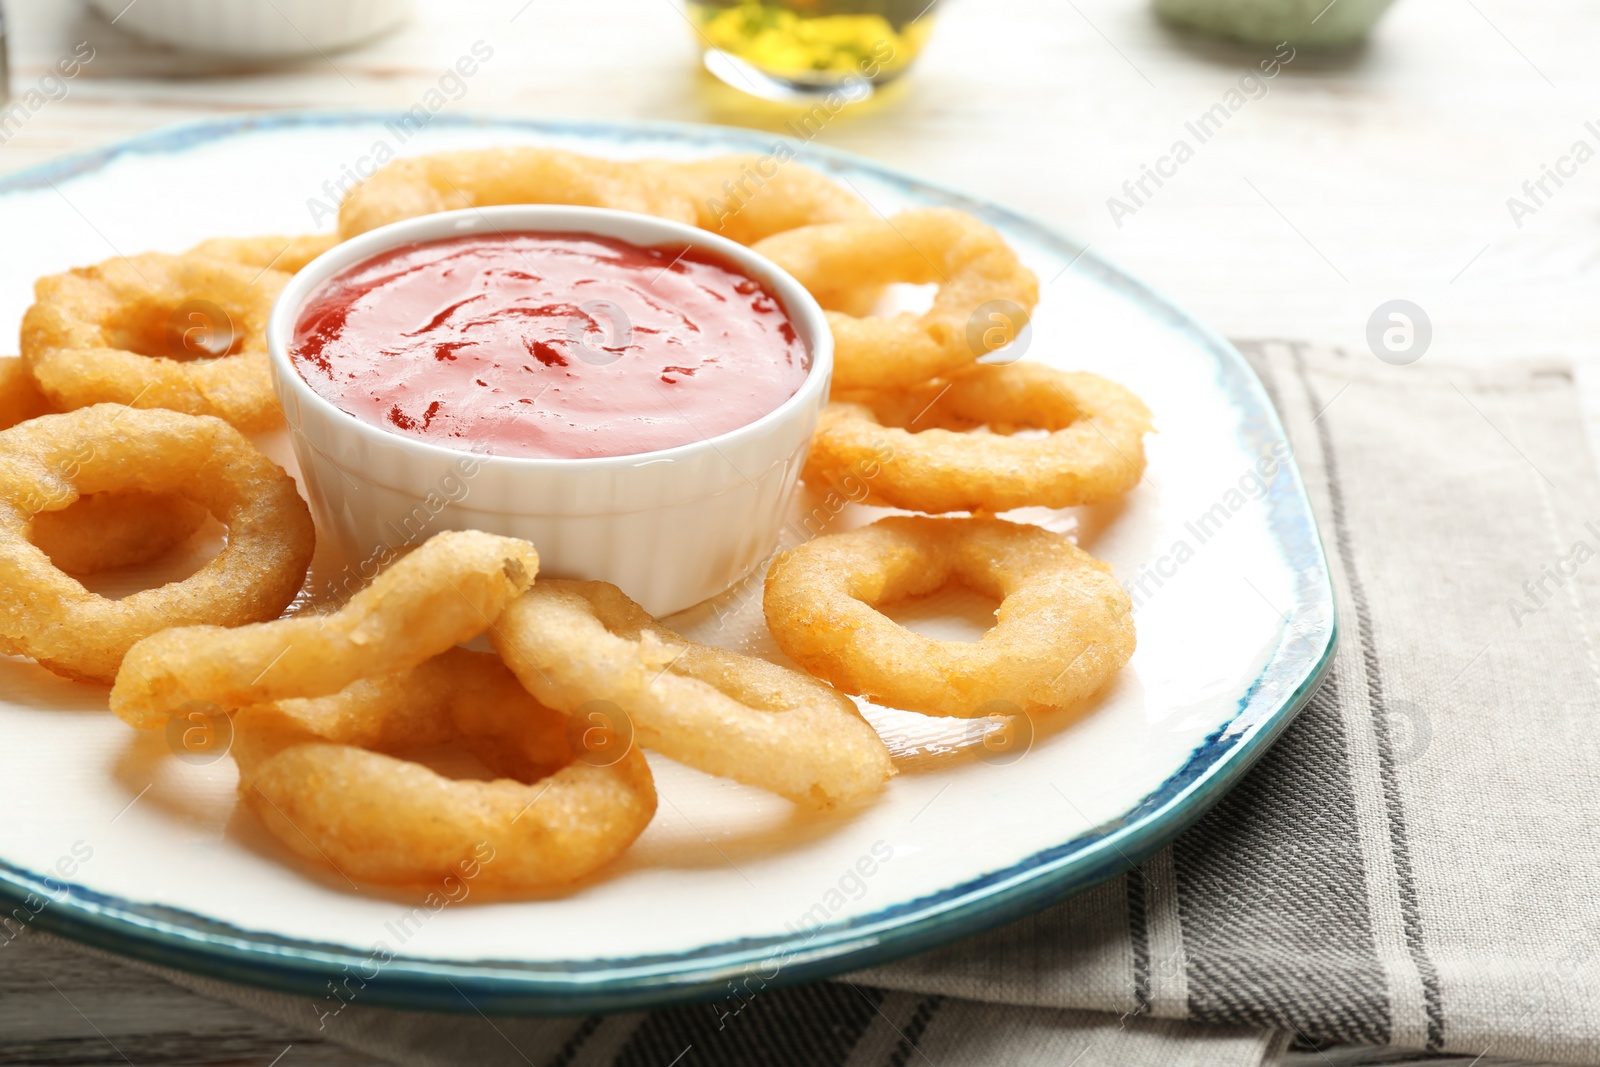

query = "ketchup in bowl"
(290, 231), (809, 459)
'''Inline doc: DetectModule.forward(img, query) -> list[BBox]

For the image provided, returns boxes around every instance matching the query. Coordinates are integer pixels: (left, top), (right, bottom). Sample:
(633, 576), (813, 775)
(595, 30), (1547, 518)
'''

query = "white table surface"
(7, 0), (1597, 367)
(1, 0), (1593, 1062)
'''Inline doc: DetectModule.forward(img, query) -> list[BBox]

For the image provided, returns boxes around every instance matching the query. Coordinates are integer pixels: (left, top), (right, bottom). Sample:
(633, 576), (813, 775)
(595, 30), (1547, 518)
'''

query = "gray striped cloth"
(14, 340), (1600, 1067)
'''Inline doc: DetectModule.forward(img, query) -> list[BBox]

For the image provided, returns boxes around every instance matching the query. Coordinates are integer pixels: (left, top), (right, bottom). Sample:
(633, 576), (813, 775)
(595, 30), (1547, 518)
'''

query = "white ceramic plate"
(0, 114), (1334, 1013)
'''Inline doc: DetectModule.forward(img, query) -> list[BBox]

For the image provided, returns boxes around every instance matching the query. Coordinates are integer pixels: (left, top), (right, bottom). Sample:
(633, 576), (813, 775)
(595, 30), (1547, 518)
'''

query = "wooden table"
(3, 0), (1595, 1061)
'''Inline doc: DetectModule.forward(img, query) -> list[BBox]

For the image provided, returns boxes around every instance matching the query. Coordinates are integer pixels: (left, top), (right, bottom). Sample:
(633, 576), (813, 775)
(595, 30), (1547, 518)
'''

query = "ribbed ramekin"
(266, 205), (832, 616)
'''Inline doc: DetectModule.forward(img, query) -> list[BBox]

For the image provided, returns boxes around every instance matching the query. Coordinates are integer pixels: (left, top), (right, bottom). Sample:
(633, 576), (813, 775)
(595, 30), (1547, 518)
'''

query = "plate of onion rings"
(0, 113), (1334, 1013)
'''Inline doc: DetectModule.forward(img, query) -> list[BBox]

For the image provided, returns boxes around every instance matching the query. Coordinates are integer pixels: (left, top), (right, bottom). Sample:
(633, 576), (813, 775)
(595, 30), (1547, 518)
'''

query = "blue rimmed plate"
(0, 113), (1334, 1014)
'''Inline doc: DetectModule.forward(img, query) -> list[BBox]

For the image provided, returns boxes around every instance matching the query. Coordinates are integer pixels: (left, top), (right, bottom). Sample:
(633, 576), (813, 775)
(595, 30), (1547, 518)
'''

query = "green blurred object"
(689, 0), (938, 101)
(1155, 0), (1396, 47)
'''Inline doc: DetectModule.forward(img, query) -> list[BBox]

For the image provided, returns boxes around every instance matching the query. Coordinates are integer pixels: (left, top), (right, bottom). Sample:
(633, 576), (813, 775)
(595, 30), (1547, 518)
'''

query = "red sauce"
(291, 231), (809, 459)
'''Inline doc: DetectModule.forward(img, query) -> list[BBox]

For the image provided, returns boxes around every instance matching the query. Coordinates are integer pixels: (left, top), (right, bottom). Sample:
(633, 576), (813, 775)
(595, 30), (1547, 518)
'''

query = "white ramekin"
(266, 206), (831, 617)
(88, 0), (412, 58)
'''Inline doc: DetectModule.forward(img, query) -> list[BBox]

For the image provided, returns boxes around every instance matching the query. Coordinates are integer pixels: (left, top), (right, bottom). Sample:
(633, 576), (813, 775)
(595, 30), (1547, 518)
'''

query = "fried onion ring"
(8, 348), (221, 574)
(338, 147), (700, 238)
(233, 647), (657, 890)
(111, 529), (539, 728)
(5, 355), (209, 573)
(187, 233), (340, 275)
(763, 516), (1134, 717)
(808, 362), (1153, 513)
(31, 490), (208, 574)
(0, 405), (314, 684)
(0, 356), (52, 430)
(491, 579), (893, 807)
(337, 148), (870, 246)
(20, 253), (290, 432)
(752, 208), (1039, 391)
(656, 154), (872, 245)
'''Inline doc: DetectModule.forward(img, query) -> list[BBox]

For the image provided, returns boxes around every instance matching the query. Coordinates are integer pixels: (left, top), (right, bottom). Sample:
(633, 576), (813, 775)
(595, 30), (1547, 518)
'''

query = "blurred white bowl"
(86, 0), (413, 57)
